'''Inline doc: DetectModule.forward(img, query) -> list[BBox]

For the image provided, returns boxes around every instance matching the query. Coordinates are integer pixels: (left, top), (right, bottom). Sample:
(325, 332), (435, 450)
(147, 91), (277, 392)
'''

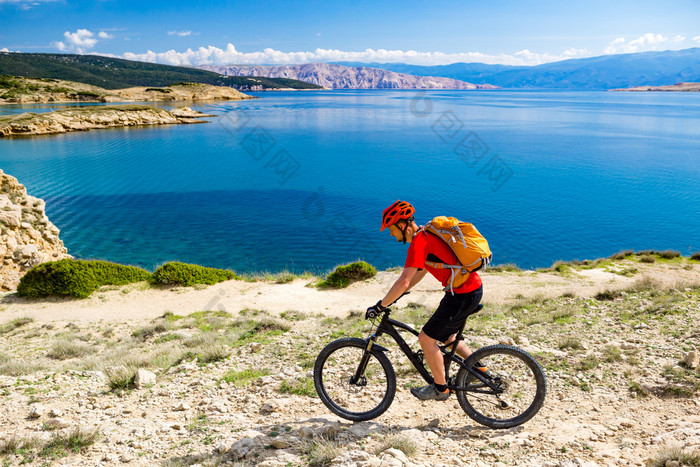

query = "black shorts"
(422, 286), (483, 342)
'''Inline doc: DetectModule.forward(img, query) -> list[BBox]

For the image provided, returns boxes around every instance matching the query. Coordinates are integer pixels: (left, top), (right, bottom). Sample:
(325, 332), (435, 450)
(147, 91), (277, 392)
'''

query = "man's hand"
(365, 300), (387, 320)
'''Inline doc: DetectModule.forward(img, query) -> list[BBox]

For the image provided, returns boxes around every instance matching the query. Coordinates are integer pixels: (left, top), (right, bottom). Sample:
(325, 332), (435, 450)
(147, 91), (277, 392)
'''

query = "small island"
(0, 105), (218, 137)
(611, 82), (700, 92)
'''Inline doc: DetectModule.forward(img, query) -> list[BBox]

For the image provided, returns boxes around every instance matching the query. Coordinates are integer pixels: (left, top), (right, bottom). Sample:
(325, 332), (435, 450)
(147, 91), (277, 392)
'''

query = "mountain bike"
(313, 300), (546, 429)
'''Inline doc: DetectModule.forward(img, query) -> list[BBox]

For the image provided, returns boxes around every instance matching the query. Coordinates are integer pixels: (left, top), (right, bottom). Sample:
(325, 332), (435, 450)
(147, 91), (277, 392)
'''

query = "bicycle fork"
(350, 335), (387, 386)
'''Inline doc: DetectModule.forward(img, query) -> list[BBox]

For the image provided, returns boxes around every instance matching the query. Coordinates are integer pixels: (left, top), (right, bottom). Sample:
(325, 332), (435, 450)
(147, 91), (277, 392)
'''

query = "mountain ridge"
(0, 53), (322, 91)
(199, 63), (497, 90)
(333, 48), (700, 90)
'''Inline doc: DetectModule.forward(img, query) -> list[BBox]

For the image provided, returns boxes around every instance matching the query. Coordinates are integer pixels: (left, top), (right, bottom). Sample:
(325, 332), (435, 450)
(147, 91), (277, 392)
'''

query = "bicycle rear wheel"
(314, 337), (396, 422)
(455, 345), (546, 429)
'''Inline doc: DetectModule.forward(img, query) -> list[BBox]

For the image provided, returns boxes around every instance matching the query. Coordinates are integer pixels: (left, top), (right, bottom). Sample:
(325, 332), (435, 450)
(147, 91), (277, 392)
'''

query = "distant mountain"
(0, 53), (322, 90)
(199, 63), (497, 89)
(334, 48), (700, 90)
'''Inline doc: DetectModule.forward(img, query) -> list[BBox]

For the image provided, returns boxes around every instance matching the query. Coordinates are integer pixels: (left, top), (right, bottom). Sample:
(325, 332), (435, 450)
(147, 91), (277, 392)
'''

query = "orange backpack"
(422, 216), (492, 293)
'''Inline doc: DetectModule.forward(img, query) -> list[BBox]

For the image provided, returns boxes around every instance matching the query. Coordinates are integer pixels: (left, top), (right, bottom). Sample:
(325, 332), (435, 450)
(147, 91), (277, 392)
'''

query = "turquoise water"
(1, 90), (699, 273)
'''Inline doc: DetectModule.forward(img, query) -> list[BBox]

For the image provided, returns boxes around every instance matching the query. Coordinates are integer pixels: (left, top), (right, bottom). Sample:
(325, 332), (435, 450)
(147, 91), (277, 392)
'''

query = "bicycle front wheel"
(455, 345), (546, 429)
(314, 337), (396, 422)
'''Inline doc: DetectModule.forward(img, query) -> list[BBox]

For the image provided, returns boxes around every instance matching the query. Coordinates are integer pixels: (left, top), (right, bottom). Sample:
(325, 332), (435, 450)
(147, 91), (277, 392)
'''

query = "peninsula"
(611, 82), (700, 92)
(0, 76), (253, 105)
(0, 105), (216, 137)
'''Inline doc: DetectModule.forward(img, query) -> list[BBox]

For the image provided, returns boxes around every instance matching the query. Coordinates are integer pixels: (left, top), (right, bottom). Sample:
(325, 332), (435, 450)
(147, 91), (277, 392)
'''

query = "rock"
(0, 170), (70, 290)
(427, 418), (440, 428)
(210, 399), (228, 413)
(269, 437), (291, 449)
(134, 369), (156, 388)
(260, 401), (280, 414)
(44, 418), (69, 430)
(378, 448), (409, 466)
(317, 422), (344, 439)
(331, 449), (374, 466)
(229, 437), (259, 460)
(259, 452), (305, 466)
(28, 405), (44, 419)
(499, 336), (516, 346)
(665, 461), (680, 467)
(0, 210), (21, 229)
(173, 402), (190, 411)
(684, 351), (699, 369)
(215, 440), (231, 454)
(48, 408), (63, 418)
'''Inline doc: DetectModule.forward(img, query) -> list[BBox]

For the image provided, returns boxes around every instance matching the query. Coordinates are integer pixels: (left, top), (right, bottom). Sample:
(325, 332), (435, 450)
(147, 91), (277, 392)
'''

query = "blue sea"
(1, 90), (699, 273)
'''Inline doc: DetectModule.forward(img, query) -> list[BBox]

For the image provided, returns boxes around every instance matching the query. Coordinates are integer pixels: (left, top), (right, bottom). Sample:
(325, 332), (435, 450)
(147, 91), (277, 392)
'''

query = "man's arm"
(380, 267), (425, 307)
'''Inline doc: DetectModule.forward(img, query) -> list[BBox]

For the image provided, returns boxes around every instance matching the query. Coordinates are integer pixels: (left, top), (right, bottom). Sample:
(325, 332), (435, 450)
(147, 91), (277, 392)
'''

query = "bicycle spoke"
(456, 345), (546, 428)
(314, 338), (396, 421)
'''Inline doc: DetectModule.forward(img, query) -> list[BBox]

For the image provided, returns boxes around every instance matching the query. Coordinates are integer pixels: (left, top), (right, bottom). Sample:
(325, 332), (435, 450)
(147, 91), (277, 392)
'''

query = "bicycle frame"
(355, 308), (502, 394)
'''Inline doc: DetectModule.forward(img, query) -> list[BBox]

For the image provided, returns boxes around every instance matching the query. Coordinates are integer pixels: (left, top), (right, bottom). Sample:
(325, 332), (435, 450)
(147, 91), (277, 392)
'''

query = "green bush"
(17, 259), (151, 299)
(609, 250), (634, 260)
(657, 250), (681, 259)
(151, 262), (235, 287)
(324, 261), (376, 288)
(690, 252), (700, 261)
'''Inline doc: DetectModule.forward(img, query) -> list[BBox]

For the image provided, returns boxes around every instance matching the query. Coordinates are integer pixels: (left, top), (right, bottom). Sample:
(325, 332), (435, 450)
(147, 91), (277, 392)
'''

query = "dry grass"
(375, 434), (417, 457)
(47, 339), (93, 360)
(648, 444), (700, 466)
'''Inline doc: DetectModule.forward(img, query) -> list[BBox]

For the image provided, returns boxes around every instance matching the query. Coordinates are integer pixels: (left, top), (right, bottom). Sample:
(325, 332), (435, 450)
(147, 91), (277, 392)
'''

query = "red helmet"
(381, 200), (415, 231)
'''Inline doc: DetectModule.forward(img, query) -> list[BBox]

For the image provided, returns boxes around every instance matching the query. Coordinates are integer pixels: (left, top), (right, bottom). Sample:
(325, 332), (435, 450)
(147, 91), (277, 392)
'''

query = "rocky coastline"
(0, 170), (70, 289)
(611, 82), (700, 92)
(0, 105), (216, 137)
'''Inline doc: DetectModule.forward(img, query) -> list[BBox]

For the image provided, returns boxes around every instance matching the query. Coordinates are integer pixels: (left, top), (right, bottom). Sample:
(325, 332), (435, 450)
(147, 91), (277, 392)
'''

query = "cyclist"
(366, 200), (483, 401)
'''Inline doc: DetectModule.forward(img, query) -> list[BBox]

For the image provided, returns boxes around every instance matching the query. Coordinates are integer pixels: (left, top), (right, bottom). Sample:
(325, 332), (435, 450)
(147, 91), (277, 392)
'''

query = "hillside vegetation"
(0, 76), (252, 105)
(0, 53), (322, 90)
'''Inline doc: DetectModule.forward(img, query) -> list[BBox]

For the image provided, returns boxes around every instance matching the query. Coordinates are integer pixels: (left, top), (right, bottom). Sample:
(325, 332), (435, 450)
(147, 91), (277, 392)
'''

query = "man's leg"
(418, 330), (446, 385)
(444, 333), (472, 359)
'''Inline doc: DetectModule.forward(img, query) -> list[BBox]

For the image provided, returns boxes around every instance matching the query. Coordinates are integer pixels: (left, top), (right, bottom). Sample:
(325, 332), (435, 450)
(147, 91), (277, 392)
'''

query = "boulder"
(684, 351), (699, 369)
(134, 369), (157, 388)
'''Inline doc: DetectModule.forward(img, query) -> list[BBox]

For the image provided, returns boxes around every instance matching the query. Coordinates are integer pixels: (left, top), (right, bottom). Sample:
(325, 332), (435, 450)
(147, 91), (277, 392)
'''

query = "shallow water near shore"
(1, 90), (699, 273)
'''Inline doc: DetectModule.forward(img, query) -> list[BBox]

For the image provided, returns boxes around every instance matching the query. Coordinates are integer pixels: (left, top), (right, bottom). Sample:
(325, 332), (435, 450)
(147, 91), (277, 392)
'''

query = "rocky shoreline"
(611, 82), (700, 92)
(0, 170), (70, 289)
(0, 105), (217, 137)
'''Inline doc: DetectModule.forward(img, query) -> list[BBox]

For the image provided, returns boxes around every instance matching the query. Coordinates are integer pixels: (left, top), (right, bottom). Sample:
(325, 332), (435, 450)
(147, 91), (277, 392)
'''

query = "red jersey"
(405, 230), (482, 294)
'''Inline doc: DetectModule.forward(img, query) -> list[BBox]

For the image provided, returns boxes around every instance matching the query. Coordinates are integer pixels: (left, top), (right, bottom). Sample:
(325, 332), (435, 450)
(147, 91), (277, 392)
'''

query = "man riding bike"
(366, 200), (483, 401)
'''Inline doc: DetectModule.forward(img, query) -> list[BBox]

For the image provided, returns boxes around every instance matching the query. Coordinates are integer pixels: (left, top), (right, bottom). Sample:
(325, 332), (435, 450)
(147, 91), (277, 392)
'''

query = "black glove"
(365, 300), (387, 320)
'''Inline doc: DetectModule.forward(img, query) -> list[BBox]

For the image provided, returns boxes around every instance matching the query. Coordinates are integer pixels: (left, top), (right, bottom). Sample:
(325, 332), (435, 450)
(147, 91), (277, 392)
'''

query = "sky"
(1, 0), (699, 67)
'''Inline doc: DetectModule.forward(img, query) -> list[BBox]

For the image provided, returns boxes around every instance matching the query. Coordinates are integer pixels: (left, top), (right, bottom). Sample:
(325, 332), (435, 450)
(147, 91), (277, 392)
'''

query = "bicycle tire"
(455, 344), (546, 429)
(314, 337), (396, 422)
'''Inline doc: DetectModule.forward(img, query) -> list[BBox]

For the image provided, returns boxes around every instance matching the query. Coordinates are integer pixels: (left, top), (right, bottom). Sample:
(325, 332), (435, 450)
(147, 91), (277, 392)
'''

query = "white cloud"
(0, 48), (9, 52)
(168, 30), (193, 37)
(117, 43), (593, 67)
(693, 35), (700, 43)
(0, 0), (60, 7)
(604, 33), (687, 54)
(52, 28), (115, 53)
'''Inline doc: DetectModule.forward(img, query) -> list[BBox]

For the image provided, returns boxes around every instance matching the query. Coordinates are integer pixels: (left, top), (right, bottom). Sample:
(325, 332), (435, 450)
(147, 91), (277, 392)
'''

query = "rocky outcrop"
(200, 63), (498, 90)
(611, 82), (700, 92)
(0, 106), (215, 137)
(0, 77), (253, 105)
(0, 170), (70, 289)
(110, 83), (252, 103)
